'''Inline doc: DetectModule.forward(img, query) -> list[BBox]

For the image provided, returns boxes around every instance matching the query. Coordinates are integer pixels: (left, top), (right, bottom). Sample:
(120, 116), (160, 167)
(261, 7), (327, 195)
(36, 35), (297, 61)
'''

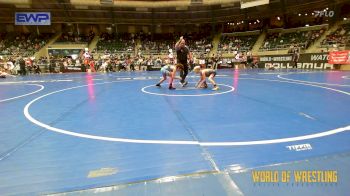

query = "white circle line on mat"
(24, 78), (350, 146)
(141, 83), (235, 97)
(277, 74), (350, 87)
(0, 84), (44, 103)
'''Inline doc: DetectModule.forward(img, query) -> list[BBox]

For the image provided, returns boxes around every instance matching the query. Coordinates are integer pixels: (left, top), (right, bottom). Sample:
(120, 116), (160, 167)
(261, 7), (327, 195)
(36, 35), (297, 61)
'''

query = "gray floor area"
(49, 152), (349, 196)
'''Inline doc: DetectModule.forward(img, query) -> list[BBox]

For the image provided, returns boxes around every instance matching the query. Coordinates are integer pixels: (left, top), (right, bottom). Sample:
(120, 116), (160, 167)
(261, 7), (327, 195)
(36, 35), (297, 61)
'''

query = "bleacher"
(139, 33), (175, 55)
(56, 31), (95, 44)
(321, 23), (350, 48)
(0, 33), (53, 57)
(185, 32), (213, 54)
(138, 32), (212, 56)
(96, 33), (135, 55)
(260, 28), (325, 51)
(218, 34), (259, 53)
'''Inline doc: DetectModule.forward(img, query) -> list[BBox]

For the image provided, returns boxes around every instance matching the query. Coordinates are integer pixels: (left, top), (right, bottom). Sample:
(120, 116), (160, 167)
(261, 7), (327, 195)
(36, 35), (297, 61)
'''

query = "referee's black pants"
(180, 63), (189, 84)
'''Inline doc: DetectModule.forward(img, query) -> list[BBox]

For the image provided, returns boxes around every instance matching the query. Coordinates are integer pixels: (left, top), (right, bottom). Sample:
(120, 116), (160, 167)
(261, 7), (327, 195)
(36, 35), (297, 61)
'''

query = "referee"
(175, 36), (192, 87)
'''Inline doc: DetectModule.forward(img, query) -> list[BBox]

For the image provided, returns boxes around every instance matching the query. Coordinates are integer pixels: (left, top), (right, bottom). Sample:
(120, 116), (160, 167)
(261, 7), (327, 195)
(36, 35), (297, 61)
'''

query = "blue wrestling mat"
(0, 69), (349, 195)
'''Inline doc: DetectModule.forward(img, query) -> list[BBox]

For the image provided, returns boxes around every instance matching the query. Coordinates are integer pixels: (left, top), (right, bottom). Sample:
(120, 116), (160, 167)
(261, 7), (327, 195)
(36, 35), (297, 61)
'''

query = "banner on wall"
(328, 50), (350, 64)
(15, 12), (51, 25)
(48, 48), (82, 57)
(258, 53), (333, 70)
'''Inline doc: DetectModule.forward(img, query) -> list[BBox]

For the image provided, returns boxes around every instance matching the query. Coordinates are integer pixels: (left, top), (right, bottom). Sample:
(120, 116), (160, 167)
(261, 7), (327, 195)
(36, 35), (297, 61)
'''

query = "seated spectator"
(218, 34), (258, 53)
(260, 28), (325, 51)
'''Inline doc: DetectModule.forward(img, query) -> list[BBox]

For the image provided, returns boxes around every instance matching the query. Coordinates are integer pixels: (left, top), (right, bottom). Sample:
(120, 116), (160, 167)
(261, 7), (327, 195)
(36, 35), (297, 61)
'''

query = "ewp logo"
(15, 12), (51, 25)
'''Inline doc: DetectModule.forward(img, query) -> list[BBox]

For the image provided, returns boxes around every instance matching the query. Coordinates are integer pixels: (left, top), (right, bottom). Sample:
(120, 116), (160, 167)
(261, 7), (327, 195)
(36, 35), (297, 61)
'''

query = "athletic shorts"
(161, 68), (170, 77)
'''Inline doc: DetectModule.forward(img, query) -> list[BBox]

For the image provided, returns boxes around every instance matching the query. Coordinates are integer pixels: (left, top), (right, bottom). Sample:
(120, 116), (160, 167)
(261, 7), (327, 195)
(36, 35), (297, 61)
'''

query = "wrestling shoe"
(212, 86), (219, 91)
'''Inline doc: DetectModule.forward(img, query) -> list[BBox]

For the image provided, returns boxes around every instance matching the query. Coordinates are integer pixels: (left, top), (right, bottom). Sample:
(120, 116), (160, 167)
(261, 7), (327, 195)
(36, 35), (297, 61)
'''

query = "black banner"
(259, 53), (334, 70)
(48, 48), (82, 57)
